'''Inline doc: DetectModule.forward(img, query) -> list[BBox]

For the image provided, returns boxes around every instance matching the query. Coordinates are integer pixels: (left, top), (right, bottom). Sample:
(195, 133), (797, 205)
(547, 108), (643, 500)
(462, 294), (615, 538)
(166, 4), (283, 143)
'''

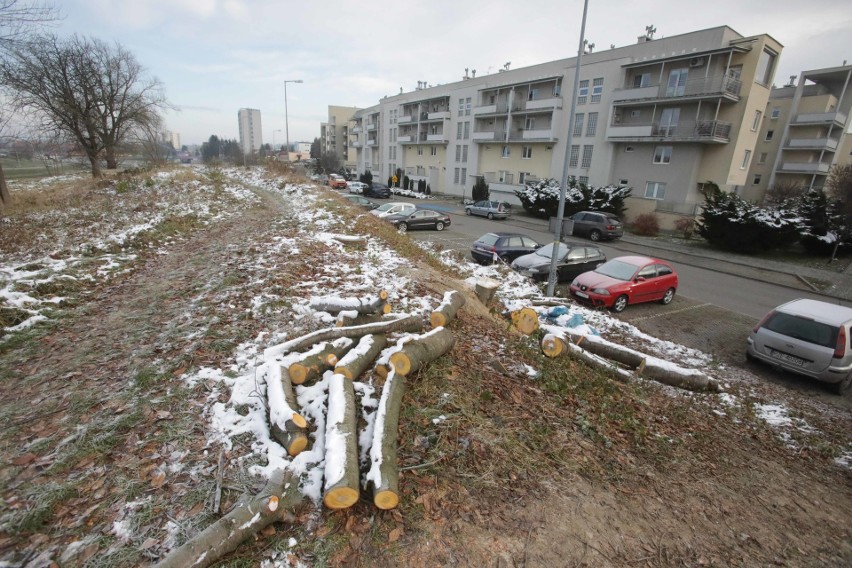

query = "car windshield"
(534, 243), (569, 259)
(595, 259), (639, 281)
(476, 234), (500, 246)
(375, 204), (394, 212)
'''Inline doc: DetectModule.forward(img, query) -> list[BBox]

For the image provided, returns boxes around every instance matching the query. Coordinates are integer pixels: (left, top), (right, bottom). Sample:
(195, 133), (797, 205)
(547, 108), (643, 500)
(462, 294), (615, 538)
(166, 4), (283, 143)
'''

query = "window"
(633, 73), (651, 88)
(587, 112), (598, 136)
(619, 179), (629, 185)
(498, 170), (512, 183)
(501, 145), (510, 158)
(645, 181), (667, 200)
(758, 152), (768, 164)
(756, 48), (777, 86)
(741, 149), (751, 169)
(573, 113), (584, 136)
(454, 167), (460, 184)
(591, 78), (604, 102)
(569, 145), (580, 167)
(522, 146), (532, 159)
(579, 176), (589, 186)
(553, 82), (561, 96)
(519, 172), (531, 184)
(457, 122), (463, 139)
(752, 110), (762, 131)
(525, 117), (536, 130)
(631, 109), (641, 118)
(578, 79), (589, 104)
(752, 174), (762, 185)
(770, 107), (781, 119)
(465, 97), (471, 116)
(581, 145), (593, 168)
(666, 69), (688, 97)
(463, 122), (470, 139)
(625, 146), (634, 153)
(418, 147), (424, 156)
(653, 146), (672, 164)
(430, 147), (437, 156)
(462, 145), (468, 163)
(659, 108), (680, 136)
(461, 168), (467, 182)
(765, 130), (774, 141)
(528, 88), (539, 101)
(455, 145), (461, 161)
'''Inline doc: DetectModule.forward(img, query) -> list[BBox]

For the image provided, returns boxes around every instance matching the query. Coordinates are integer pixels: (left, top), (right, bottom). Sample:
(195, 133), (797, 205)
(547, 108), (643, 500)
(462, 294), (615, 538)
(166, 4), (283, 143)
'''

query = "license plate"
(575, 291), (589, 299)
(770, 349), (805, 367)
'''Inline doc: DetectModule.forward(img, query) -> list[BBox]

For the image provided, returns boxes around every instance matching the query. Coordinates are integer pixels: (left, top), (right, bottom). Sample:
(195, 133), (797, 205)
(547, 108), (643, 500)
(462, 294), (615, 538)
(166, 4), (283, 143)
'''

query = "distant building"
(321, 106), (359, 168)
(296, 142), (312, 155)
(159, 131), (181, 150)
(238, 108), (263, 155)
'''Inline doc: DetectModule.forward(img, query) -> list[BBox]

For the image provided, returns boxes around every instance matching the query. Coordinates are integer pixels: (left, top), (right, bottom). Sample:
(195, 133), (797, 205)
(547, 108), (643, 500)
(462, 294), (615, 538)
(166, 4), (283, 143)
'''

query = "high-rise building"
(321, 106), (360, 170)
(238, 108), (263, 155)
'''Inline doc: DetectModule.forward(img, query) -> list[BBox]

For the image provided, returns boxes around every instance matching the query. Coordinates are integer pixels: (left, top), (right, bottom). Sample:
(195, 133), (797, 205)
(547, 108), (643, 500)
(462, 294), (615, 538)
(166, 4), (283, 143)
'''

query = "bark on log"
(367, 368), (405, 509)
(336, 312), (386, 328)
(154, 469), (302, 568)
(638, 360), (721, 392)
(309, 291), (390, 316)
(474, 278), (500, 306)
(334, 334), (388, 380)
(430, 290), (466, 328)
(389, 327), (456, 377)
(322, 374), (360, 509)
(543, 331), (644, 368)
(264, 314), (424, 358)
(268, 365), (309, 456)
(288, 339), (353, 385)
(511, 307), (539, 335)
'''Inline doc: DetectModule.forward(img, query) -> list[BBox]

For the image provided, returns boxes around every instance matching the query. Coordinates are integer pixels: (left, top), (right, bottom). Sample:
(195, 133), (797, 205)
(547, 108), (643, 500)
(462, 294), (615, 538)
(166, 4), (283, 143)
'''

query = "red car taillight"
(834, 327), (847, 358)
(605, 224), (616, 230)
(753, 310), (775, 333)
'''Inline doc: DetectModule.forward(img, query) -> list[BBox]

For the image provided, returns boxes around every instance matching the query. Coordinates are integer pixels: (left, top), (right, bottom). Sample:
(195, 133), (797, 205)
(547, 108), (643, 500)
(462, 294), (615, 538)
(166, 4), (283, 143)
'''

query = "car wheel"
(661, 288), (676, 305)
(397, 223), (408, 233)
(612, 295), (629, 313)
(487, 212), (494, 220)
(589, 230), (602, 242)
(829, 372), (852, 395)
(465, 208), (472, 216)
(435, 222), (445, 231)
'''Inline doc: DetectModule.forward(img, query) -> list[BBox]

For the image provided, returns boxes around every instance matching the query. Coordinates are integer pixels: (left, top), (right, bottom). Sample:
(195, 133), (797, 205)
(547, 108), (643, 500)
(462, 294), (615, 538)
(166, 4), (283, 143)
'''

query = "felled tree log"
(322, 374), (360, 510)
(367, 368), (405, 509)
(511, 307), (539, 335)
(264, 314), (423, 358)
(330, 234), (368, 245)
(430, 290), (466, 328)
(474, 278), (500, 305)
(288, 338), (353, 385)
(268, 365), (309, 456)
(542, 332), (644, 368)
(389, 327), (456, 377)
(154, 469), (302, 568)
(336, 312), (386, 328)
(334, 334), (387, 380)
(309, 291), (390, 316)
(638, 360), (721, 392)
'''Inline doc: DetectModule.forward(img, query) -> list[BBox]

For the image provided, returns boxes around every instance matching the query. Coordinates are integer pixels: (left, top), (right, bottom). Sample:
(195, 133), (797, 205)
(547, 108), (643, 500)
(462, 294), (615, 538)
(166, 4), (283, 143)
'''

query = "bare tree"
(0, 0), (58, 48)
(0, 33), (169, 177)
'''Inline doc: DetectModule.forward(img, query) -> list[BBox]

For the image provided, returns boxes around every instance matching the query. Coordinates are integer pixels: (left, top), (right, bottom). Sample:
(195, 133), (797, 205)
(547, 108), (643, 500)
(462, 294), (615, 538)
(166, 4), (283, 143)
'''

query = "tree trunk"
(264, 314), (423, 358)
(474, 278), (500, 305)
(430, 290), (466, 328)
(511, 307), (539, 335)
(543, 332), (645, 368)
(288, 338), (353, 385)
(267, 366), (309, 456)
(0, 163), (10, 208)
(309, 291), (390, 316)
(154, 469), (302, 568)
(336, 312), (386, 328)
(367, 368), (405, 509)
(638, 360), (721, 392)
(87, 150), (102, 178)
(334, 334), (387, 380)
(322, 374), (360, 509)
(389, 327), (455, 376)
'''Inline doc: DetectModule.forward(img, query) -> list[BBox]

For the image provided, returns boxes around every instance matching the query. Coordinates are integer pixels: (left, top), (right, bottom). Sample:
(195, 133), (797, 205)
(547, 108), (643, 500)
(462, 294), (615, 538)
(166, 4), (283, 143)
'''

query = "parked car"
(364, 183), (391, 199)
(568, 211), (624, 241)
(465, 200), (511, 220)
(385, 209), (451, 232)
(329, 174), (347, 190)
(746, 298), (852, 394)
(569, 255), (678, 313)
(347, 181), (368, 194)
(511, 242), (606, 282)
(344, 195), (378, 210)
(470, 232), (541, 265)
(369, 202), (416, 219)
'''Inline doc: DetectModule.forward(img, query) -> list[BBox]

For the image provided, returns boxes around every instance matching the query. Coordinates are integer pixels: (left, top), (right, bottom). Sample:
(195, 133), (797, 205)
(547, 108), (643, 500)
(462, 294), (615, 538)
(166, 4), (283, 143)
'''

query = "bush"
(472, 177), (489, 202)
(674, 217), (695, 239)
(697, 189), (799, 253)
(632, 213), (659, 236)
(513, 177), (631, 219)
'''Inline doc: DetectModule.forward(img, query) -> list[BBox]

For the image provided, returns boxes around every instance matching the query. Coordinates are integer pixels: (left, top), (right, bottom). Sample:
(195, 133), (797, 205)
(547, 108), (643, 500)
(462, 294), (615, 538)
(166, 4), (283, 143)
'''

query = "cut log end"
(290, 413), (308, 429)
(289, 364), (308, 385)
(379, 289), (389, 301)
(323, 487), (360, 510)
(374, 490), (399, 510)
(511, 307), (539, 335)
(430, 312), (447, 328)
(388, 352), (412, 376)
(286, 433), (308, 457)
(335, 366), (354, 380)
(375, 363), (390, 380)
(541, 335), (565, 358)
(381, 303), (392, 314)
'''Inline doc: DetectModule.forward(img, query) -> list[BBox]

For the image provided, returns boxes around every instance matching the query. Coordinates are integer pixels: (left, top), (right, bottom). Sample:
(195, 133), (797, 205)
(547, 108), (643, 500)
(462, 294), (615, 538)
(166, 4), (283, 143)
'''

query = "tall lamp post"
(284, 79), (303, 159)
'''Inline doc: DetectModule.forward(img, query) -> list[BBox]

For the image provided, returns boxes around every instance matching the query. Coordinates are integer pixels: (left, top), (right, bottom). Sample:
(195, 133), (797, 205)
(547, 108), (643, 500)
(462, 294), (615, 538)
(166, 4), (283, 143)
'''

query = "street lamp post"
(284, 80), (303, 159)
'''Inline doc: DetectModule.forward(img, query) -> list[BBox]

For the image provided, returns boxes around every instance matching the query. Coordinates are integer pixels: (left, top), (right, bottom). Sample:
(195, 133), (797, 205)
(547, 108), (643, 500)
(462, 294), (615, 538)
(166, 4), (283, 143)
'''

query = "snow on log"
(309, 291), (390, 316)
(336, 312), (386, 328)
(268, 365), (309, 456)
(264, 314), (423, 358)
(430, 290), (466, 328)
(473, 278), (500, 306)
(511, 307), (539, 335)
(334, 334), (388, 380)
(154, 469), (302, 568)
(366, 367), (405, 510)
(638, 360), (721, 392)
(388, 327), (456, 377)
(288, 338), (353, 385)
(542, 331), (644, 368)
(322, 374), (360, 510)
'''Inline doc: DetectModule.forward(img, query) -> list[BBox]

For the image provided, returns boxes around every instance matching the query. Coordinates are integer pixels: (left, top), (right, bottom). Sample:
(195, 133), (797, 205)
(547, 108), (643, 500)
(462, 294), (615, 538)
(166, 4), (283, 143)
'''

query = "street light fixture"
(284, 80), (303, 159)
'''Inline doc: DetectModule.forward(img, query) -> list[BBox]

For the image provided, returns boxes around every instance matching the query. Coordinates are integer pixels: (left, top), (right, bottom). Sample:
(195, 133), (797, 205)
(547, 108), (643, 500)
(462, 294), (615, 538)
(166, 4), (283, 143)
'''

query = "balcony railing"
(778, 162), (831, 174)
(366, 123), (377, 131)
(785, 138), (839, 151)
(791, 112), (847, 127)
(612, 74), (742, 104)
(472, 130), (507, 143)
(606, 119), (731, 143)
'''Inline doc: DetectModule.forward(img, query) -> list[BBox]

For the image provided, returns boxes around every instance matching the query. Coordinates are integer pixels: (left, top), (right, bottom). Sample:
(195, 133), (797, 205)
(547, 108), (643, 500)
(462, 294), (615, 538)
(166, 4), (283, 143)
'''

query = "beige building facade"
(321, 106), (360, 169)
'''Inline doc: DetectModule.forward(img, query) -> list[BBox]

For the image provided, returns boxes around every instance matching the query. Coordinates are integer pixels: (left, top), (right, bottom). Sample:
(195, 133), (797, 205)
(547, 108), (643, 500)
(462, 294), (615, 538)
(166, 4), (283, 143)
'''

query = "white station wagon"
(369, 202), (416, 219)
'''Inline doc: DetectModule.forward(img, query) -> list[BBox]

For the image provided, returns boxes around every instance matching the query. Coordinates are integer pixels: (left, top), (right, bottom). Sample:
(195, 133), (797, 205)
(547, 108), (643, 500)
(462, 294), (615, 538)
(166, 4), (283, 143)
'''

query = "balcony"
(350, 140), (363, 148)
(351, 126), (362, 134)
(785, 138), (839, 152)
(606, 120), (731, 143)
(366, 139), (378, 147)
(397, 135), (414, 143)
(612, 74), (742, 105)
(472, 130), (506, 143)
(366, 122), (377, 131)
(778, 162), (831, 174)
(507, 128), (556, 142)
(426, 133), (448, 143)
(428, 110), (451, 120)
(473, 102), (511, 117)
(791, 112), (847, 127)
(512, 97), (564, 113)
(398, 115), (415, 124)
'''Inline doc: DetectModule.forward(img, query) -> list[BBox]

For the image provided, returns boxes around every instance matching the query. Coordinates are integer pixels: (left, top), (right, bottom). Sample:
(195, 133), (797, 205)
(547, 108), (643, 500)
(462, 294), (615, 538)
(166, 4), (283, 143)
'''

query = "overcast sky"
(56, 0), (851, 147)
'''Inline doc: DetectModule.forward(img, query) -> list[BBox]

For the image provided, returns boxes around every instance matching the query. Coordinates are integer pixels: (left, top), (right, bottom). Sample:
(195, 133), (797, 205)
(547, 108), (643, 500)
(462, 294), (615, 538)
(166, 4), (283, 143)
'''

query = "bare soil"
(1, 173), (850, 567)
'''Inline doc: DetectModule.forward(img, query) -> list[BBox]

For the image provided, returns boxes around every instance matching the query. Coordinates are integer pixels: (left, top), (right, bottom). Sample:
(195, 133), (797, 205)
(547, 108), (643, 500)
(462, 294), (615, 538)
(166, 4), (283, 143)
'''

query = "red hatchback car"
(569, 255), (678, 313)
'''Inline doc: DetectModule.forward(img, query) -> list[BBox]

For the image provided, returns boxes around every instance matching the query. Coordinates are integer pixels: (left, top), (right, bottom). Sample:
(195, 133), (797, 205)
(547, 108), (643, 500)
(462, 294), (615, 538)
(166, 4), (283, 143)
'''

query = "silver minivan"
(746, 298), (852, 394)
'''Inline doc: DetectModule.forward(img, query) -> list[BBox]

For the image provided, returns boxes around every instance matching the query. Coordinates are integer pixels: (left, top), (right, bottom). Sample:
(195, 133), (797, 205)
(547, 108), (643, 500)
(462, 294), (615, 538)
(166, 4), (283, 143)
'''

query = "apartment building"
(237, 108), (263, 155)
(746, 65), (852, 202)
(320, 106), (360, 168)
(340, 25), (783, 228)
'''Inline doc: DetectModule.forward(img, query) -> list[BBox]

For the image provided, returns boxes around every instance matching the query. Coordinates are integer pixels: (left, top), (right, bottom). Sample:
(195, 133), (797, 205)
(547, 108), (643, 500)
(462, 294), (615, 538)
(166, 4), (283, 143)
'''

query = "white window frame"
(770, 107), (781, 119)
(501, 145), (510, 158)
(573, 113), (584, 136)
(522, 146), (532, 159)
(741, 149), (752, 169)
(569, 145), (580, 167)
(752, 174), (762, 185)
(591, 78), (604, 103)
(653, 146), (672, 164)
(578, 79), (589, 104)
(758, 152), (768, 164)
(586, 112), (598, 136)
(752, 110), (762, 131)
(645, 181), (667, 200)
(430, 147), (437, 156)
(525, 117), (536, 130)
(581, 145), (593, 168)
(765, 130), (774, 141)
